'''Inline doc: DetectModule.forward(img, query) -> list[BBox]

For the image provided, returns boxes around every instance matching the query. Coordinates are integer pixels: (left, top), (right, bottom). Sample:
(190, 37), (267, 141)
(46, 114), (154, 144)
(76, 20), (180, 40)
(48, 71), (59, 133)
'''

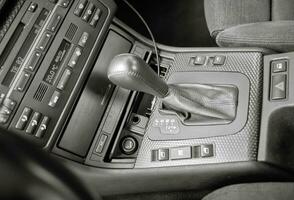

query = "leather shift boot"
(160, 84), (239, 125)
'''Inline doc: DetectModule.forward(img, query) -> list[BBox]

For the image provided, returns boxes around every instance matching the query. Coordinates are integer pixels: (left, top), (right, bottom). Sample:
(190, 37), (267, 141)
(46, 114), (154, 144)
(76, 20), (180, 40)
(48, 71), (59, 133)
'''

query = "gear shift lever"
(108, 53), (169, 98)
(108, 53), (238, 125)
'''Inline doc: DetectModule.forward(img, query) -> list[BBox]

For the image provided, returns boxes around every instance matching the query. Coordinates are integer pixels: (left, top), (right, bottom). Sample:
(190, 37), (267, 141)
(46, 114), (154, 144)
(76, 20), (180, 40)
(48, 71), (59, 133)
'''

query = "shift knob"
(108, 53), (169, 98)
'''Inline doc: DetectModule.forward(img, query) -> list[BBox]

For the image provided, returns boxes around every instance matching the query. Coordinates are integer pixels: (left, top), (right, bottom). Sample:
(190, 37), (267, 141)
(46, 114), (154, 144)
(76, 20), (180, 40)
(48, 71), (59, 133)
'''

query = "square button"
(158, 149), (169, 161)
(200, 144), (214, 158)
(194, 55), (206, 65)
(213, 55), (226, 65)
(170, 146), (192, 160)
(272, 60), (287, 73)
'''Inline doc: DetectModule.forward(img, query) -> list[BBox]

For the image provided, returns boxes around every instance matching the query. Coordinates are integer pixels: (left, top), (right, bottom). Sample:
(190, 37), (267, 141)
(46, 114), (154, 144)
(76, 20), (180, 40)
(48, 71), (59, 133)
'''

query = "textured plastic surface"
(136, 51), (264, 168)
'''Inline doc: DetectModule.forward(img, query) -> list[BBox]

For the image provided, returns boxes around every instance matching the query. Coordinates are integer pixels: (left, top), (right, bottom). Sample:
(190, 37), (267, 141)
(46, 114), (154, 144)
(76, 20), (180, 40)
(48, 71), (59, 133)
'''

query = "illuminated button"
(15, 107), (32, 130)
(27, 51), (41, 71)
(48, 91), (61, 108)
(37, 33), (52, 51)
(15, 72), (31, 92)
(47, 14), (62, 32)
(90, 9), (101, 27)
(26, 112), (41, 134)
(59, 0), (71, 8)
(74, 0), (88, 17)
(82, 3), (95, 22)
(28, 3), (38, 12)
(78, 32), (89, 47)
(35, 116), (50, 138)
(68, 47), (82, 68)
(57, 69), (72, 90)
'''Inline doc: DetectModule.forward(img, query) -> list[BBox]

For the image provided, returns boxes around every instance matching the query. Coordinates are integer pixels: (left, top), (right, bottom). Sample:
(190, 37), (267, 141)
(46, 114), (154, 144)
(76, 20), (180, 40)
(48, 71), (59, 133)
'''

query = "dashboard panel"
(0, 0), (116, 147)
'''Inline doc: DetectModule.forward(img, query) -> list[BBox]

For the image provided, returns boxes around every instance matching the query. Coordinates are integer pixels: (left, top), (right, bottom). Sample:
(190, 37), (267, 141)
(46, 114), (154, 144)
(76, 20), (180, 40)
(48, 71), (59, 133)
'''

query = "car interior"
(1, 0), (294, 199)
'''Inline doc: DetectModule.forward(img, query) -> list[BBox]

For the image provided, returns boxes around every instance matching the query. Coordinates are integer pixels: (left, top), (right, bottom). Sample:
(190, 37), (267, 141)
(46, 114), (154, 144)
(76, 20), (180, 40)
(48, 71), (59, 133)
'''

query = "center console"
(1, 0), (294, 196)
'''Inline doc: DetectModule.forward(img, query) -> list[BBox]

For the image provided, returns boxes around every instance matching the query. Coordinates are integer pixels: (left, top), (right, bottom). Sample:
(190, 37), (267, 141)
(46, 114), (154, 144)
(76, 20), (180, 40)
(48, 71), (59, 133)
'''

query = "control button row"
(152, 144), (214, 162)
(193, 55), (226, 66)
(270, 59), (288, 101)
(74, 0), (102, 27)
(15, 107), (50, 138)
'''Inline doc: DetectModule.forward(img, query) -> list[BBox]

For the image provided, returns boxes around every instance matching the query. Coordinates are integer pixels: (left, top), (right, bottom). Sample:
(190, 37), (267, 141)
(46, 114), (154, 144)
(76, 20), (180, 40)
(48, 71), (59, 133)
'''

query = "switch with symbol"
(272, 60), (288, 73)
(26, 112), (41, 134)
(35, 116), (50, 138)
(271, 74), (287, 100)
(16, 107), (32, 130)
(200, 144), (214, 158)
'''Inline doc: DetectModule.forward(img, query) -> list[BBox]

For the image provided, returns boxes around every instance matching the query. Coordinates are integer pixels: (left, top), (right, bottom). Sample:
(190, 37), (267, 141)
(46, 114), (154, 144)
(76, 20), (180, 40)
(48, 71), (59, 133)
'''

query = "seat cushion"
(203, 183), (294, 200)
(204, 0), (270, 38)
(215, 21), (294, 52)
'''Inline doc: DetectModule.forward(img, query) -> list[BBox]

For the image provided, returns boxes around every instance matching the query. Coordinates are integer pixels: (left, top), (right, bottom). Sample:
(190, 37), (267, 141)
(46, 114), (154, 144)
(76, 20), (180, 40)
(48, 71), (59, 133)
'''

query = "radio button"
(35, 116), (50, 138)
(48, 91), (61, 108)
(78, 32), (89, 47)
(27, 51), (41, 71)
(37, 33), (52, 51)
(68, 47), (82, 68)
(26, 112), (42, 134)
(74, 0), (88, 17)
(57, 69), (72, 90)
(82, 3), (95, 22)
(16, 107), (32, 130)
(15, 72), (31, 92)
(90, 9), (101, 27)
(47, 14), (62, 32)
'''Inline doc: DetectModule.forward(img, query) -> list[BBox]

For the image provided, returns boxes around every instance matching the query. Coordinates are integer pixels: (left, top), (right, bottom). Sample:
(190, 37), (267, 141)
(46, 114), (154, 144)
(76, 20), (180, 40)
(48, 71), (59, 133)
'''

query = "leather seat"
(204, 0), (294, 52)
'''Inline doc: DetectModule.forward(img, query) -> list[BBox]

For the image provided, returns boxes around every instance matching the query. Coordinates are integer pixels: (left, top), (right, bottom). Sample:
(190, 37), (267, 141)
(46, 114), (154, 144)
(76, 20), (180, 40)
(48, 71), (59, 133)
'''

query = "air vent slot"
(33, 83), (48, 102)
(65, 23), (78, 41)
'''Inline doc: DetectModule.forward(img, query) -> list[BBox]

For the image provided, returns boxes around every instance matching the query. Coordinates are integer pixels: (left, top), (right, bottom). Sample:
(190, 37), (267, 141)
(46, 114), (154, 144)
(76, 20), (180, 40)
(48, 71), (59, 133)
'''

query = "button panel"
(74, 0), (103, 27)
(152, 144), (214, 161)
(2, 0), (109, 148)
(15, 107), (50, 138)
(270, 59), (288, 101)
